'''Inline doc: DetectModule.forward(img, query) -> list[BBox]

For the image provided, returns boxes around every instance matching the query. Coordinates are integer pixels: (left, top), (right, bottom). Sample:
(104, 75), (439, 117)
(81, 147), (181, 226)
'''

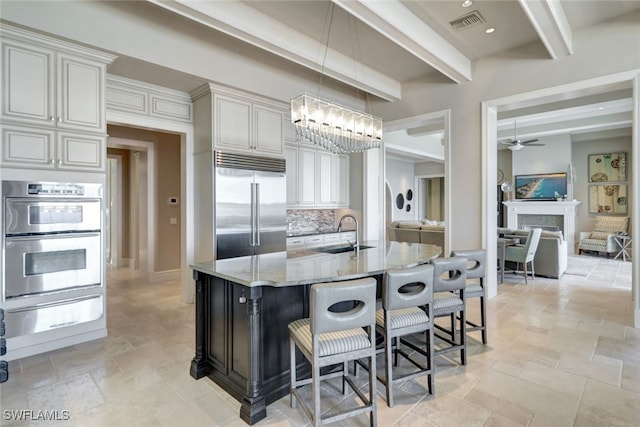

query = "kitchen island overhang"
(189, 241), (441, 425)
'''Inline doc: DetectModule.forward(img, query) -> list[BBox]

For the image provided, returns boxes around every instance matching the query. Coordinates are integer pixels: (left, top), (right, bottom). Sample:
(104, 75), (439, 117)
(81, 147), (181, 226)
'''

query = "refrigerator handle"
(255, 183), (261, 246)
(250, 183), (256, 246)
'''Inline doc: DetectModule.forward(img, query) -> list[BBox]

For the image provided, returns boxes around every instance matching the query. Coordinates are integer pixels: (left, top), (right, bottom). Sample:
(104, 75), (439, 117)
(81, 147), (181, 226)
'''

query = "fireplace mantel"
(503, 200), (581, 254)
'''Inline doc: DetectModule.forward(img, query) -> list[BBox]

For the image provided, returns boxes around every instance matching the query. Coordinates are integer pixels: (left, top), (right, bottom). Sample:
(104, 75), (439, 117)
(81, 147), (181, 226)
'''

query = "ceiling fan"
(500, 121), (545, 151)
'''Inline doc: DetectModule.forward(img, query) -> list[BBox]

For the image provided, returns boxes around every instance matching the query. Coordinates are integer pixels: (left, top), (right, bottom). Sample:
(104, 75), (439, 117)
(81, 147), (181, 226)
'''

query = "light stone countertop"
(191, 240), (442, 287)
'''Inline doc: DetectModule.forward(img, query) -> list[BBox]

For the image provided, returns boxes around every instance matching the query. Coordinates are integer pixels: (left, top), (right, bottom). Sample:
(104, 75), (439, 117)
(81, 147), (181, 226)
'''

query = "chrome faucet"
(337, 214), (360, 254)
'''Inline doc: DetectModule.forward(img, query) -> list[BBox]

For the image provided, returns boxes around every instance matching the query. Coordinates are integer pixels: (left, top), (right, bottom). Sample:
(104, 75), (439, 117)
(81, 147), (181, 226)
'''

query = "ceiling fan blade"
(520, 138), (540, 144)
(524, 143), (545, 146)
(500, 140), (515, 145)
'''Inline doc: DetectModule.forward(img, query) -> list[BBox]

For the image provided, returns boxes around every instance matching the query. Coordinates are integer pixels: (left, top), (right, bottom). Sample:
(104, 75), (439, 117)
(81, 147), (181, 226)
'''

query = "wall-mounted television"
(514, 172), (567, 201)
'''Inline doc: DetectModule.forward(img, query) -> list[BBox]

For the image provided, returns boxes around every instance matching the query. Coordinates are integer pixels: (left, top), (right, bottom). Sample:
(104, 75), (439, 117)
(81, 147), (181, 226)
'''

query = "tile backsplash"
(287, 209), (336, 234)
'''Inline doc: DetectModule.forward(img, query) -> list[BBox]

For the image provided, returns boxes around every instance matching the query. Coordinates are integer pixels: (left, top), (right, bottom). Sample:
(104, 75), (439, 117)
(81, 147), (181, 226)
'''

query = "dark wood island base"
(189, 242), (441, 424)
(190, 270), (312, 425)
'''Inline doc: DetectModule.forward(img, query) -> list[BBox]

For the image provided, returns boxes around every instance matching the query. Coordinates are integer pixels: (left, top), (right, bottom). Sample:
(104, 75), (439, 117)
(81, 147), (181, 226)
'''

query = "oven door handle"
(5, 294), (102, 313)
(5, 231), (101, 241)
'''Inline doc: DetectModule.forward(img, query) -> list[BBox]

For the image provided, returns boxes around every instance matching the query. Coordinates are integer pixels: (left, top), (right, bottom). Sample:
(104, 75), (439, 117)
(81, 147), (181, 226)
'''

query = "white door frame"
(482, 70), (640, 328)
(106, 155), (123, 267)
(107, 112), (195, 303)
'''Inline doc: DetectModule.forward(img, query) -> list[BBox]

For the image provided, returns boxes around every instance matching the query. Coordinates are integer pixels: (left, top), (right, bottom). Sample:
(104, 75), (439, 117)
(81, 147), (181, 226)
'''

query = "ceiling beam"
(147, 0), (401, 100)
(518, 0), (573, 59)
(333, 0), (472, 83)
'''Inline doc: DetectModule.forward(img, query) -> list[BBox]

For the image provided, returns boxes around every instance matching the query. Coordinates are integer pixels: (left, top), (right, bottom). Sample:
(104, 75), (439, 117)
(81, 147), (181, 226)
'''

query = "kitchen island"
(190, 241), (441, 424)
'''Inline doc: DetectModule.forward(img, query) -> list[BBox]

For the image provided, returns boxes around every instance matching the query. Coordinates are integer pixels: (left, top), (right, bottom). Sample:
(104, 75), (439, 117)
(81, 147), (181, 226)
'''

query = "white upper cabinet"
(0, 24), (115, 172)
(317, 151), (349, 207)
(1, 32), (112, 133)
(317, 151), (333, 206)
(334, 154), (349, 206)
(298, 147), (317, 206)
(193, 84), (286, 158)
(286, 142), (350, 209)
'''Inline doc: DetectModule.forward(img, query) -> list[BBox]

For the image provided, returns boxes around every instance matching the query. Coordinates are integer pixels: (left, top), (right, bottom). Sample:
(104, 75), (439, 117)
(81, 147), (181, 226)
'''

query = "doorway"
(482, 71), (640, 327)
(382, 110), (451, 254)
(107, 137), (155, 282)
(415, 175), (445, 222)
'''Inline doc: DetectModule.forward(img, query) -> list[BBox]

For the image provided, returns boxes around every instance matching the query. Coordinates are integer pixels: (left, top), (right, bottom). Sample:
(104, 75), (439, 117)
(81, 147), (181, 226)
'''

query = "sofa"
(388, 220), (445, 248)
(498, 227), (568, 278)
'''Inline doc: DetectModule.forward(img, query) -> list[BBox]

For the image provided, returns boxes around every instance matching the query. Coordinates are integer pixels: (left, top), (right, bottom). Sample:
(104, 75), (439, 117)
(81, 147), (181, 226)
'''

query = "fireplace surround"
(503, 200), (581, 254)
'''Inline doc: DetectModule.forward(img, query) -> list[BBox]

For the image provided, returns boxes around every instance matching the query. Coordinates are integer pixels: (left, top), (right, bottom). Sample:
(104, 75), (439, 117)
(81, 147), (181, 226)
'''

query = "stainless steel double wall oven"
(1, 181), (105, 351)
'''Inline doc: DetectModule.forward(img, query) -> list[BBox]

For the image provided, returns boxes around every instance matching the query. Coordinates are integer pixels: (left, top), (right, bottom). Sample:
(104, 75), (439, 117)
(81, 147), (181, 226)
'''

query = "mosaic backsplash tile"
(287, 209), (336, 234)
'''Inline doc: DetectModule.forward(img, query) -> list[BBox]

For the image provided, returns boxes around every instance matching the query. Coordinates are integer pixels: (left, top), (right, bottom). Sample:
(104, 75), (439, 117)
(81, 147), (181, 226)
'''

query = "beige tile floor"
(1, 255), (639, 426)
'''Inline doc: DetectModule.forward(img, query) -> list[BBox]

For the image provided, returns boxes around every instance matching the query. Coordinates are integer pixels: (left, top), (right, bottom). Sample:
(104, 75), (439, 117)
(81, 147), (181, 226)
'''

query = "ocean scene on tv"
(515, 173), (567, 200)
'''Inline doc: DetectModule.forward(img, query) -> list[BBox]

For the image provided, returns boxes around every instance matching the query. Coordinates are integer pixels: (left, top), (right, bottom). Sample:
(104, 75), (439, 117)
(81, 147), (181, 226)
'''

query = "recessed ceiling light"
(598, 106), (605, 110)
(485, 27), (496, 34)
(462, 0), (473, 7)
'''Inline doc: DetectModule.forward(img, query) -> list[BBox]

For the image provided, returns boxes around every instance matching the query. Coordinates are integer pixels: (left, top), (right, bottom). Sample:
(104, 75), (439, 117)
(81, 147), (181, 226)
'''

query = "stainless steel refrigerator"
(214, 151), (287, 259)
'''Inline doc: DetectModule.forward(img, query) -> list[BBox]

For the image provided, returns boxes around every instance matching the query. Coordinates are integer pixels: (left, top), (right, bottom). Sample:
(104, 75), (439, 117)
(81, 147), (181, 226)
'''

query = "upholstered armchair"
(578, 216), (629, 257)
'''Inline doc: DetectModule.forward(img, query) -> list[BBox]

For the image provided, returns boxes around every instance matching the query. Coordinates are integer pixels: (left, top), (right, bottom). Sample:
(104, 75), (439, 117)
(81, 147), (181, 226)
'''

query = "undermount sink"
(314, 245), (375, 254)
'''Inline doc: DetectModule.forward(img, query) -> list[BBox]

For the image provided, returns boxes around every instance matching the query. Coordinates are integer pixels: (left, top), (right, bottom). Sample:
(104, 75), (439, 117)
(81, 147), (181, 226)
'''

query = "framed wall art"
(588, 152), (626, 182)
(588, 184), (628, 214)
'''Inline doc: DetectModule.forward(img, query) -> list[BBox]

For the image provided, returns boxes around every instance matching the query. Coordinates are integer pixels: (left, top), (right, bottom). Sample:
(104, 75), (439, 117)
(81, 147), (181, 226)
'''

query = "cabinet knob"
(57, 117), (62, 122)
(57, 159), (61, 165)
(49, 116), (54, 121)
(50, 159), (54, 164)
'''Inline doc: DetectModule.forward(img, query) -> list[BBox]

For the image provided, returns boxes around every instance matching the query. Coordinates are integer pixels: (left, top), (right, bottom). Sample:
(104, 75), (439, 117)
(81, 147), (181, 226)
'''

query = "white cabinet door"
(1, 124), (55, 169)
(214, 94), (252, 152)
(57, 53), (105, 132)
(1, 40), (55, 126)
(254, 104), (283, 156)
(317, 151), (334, 206)
(298, 147), (316, 206)
(316, 151), (349, 207)
(334, 154), (349, 207)
(285, 145), (298, 206)
(57, 132), (105, 171)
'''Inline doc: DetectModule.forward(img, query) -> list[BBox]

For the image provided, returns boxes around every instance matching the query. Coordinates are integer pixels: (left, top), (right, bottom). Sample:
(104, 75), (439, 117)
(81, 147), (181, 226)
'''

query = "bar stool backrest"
(383, 264), (434, 311)
(451, 249), (486, 280)
(432, 257), (467, 293)
(310, 278), (377, 335)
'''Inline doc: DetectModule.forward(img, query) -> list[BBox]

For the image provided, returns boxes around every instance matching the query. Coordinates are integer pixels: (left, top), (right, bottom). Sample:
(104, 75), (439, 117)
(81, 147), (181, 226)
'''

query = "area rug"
(565, 255), (598, 276)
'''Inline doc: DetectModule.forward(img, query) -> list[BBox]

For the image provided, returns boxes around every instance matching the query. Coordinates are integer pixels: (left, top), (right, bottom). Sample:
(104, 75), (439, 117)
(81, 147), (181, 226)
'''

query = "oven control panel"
(27, 183), (85, 196)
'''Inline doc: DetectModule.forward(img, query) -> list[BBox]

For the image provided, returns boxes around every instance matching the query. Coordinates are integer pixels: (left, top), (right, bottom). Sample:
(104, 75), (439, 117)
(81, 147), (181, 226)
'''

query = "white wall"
(511, 134), (572, 178)
(386, 158), (415, 221)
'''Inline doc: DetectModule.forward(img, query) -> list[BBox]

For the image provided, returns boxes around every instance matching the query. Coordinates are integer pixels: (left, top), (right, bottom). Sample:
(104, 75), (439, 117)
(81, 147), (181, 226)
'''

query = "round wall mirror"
(406, 204), (411, 212)
(395, 193), (404, 209)
(406, 189), (413, 201)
